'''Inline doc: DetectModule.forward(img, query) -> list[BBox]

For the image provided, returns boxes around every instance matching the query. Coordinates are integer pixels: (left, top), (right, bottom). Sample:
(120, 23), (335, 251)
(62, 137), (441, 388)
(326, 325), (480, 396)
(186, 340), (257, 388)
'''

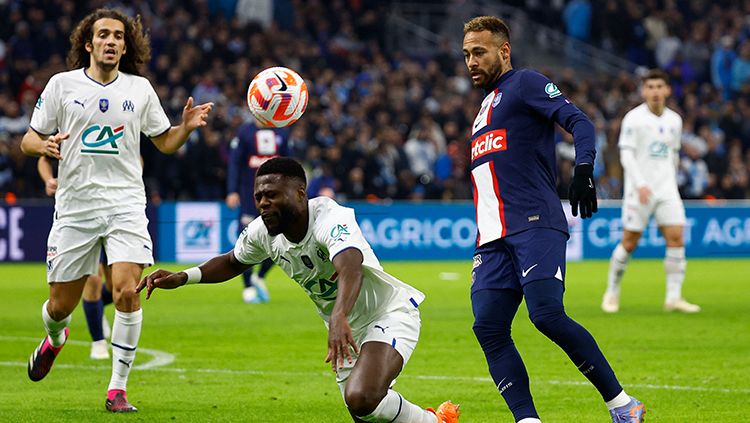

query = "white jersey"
(29, 69), (171, 219)
(619, 103), (682, 200)
(234, 197), (425, 332)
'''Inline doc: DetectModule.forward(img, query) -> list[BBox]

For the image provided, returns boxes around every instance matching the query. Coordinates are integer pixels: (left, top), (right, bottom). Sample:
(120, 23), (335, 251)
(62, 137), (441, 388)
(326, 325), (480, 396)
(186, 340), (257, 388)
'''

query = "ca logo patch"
(545, 82), (562, 98)
(330, 224), (350, 242)
(81, 124), (124, 155)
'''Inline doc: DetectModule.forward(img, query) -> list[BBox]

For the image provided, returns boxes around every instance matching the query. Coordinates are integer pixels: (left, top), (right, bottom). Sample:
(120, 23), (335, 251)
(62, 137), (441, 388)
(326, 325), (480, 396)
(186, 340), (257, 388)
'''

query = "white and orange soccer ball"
(246, 66), (308, 128)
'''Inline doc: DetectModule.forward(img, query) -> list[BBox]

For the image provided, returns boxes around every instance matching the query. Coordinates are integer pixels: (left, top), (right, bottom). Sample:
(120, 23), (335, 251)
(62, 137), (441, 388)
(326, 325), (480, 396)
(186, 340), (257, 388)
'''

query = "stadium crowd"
(1, 0), (749, 203)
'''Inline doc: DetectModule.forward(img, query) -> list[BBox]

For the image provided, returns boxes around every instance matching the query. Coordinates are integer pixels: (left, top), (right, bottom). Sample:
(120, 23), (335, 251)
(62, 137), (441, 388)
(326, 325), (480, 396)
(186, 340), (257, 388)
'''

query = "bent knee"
(529, 309), (566, 334)
(344, 386), (384, 417)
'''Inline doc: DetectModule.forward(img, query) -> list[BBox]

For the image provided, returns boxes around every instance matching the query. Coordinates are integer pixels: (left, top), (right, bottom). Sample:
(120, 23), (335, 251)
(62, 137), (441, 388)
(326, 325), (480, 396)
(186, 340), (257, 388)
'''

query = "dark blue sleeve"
(520, 70), (596, 165)
(227, 130), (246, 194)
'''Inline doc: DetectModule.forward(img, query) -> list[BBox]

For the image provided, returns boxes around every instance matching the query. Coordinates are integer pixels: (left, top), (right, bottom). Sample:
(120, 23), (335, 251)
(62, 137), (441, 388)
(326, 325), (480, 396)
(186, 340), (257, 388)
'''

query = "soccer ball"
(246, 66), (308, 128)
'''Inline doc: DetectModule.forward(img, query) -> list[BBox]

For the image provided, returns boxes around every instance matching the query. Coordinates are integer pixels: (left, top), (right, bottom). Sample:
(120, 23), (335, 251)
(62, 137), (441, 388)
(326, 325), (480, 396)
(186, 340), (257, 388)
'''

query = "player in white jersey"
(20, 9), (213, 412)
(137, 158), (459, 423)
(602, 69), (699, 314)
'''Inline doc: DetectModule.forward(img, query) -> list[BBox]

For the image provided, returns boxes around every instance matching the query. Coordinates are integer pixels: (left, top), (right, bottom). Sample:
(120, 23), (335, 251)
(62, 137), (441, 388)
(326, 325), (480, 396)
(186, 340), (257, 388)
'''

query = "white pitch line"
(0, 335), (174, 370)
(3, 336), (748, 395)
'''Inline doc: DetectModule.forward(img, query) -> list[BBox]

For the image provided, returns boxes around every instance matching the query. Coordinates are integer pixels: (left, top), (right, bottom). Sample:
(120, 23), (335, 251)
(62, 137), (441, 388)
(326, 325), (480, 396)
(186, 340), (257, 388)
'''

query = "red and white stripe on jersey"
(471, 88), (499, 136)
(471, 160), (507, 246)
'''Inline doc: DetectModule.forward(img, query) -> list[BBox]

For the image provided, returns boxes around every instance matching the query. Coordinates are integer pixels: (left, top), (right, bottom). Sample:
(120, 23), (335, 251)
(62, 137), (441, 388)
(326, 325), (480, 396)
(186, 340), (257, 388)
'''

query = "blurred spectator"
(0, 0), (748, 203)
(731, 41), (750, 95)
(563, 0), (592, 42)
(678, 136), (709, 199)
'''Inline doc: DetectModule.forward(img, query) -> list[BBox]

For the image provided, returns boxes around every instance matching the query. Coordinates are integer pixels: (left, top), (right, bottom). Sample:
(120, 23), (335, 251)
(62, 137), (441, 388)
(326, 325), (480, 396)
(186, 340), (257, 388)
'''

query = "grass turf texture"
(0, 259), (747, 422)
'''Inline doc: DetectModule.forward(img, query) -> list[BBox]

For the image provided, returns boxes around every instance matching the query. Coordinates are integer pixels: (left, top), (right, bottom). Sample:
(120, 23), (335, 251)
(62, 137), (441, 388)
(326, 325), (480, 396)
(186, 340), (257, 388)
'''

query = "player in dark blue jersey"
(463, 16), (644, 423)
(226, 121), (289, 303)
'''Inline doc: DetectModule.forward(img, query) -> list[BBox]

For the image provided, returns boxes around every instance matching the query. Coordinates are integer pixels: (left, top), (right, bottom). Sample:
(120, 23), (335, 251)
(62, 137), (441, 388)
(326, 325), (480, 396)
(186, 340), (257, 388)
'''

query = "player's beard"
(263, 203), (303, 236)
(477, 60), (503, 91)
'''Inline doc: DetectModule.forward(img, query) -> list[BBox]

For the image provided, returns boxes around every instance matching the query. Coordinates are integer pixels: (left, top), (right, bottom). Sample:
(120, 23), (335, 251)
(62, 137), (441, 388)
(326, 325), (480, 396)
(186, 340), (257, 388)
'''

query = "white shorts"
(46, 212), (153, 283)
(622, 195), (686, 232)
(335, 301), (421, 397)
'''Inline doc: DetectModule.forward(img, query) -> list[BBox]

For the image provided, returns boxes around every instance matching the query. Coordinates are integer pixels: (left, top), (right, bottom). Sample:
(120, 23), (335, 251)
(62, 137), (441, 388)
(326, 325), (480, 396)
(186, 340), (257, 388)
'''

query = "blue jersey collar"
(486, 69), (516, 93)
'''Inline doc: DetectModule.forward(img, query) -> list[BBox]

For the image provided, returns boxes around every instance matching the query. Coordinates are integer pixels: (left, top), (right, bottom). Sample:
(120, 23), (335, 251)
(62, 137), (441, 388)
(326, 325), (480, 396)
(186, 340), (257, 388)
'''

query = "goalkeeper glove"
(568, 163), (598, 219)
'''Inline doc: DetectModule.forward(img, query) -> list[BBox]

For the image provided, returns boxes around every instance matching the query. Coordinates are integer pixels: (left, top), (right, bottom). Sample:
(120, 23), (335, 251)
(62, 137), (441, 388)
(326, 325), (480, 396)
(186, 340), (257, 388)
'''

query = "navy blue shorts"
(471, 228), (568, 293)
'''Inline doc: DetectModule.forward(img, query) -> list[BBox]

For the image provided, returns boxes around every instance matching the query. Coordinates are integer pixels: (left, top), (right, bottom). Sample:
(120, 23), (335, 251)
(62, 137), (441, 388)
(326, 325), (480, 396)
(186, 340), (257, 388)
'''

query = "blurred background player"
(602, 69), (700, 314)
(38, 156), (114, 359)
(225, 120), (289, 303)
(139, 157), (459, 423)
(21, 8), (213, 412)
(463, 16), (644, 423)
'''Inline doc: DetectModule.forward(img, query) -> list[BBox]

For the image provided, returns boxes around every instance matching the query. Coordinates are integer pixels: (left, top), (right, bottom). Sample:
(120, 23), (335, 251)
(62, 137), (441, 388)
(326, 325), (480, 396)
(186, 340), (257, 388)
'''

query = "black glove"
(568, 163), (598, 219)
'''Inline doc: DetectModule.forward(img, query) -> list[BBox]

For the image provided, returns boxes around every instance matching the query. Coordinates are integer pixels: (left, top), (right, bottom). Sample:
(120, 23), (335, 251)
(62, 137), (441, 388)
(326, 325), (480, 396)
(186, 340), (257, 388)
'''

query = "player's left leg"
(107, 261), (144, 413)
(343, 343), (431, 422)
(659, 225), (700, 313)
(510, 229), (644, 421)
(339, 307), (458, 422)
(524, 280), (643, 421)
(655, 199), (699, 312)
(102, 212), (153, 412)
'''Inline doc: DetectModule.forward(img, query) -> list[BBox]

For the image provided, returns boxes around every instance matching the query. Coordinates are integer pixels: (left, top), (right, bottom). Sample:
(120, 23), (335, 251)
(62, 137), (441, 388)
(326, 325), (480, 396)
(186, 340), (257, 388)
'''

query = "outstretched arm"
(325, 248), (364, 370)
(136, 251), (252, 299)
(151, 97), (214, 154)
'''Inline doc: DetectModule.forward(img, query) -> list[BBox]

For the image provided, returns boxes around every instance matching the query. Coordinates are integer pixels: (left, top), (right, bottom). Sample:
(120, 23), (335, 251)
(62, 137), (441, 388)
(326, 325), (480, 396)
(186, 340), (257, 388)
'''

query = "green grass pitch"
(1, 259), (747, 422)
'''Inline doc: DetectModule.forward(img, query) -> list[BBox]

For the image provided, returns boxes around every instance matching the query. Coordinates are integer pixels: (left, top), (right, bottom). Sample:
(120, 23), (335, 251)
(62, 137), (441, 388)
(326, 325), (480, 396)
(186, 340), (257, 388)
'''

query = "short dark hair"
(256, 157), (307, 186)
(642, 69), (670, 84)
(463, 16), (510, 42)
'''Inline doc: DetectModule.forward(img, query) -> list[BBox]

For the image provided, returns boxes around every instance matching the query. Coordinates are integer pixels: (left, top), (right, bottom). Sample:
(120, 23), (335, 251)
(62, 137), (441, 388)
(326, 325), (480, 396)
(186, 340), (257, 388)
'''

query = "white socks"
(606, 243), (631, 295)
(664, 247), (686, 302)
(108, 309), (142, 392)
(358, 389), (438, 423)
(605, 390), (631, 410)
(42, 300), (70, 347)
(518, 418), (542, 423)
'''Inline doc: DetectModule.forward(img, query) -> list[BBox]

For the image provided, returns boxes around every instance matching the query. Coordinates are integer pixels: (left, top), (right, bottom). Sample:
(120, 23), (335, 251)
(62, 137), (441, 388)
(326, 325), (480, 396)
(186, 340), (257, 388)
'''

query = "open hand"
(325, 315), (359, 371)
(136, 268), (188, 299)
(182, 96), (214, 131)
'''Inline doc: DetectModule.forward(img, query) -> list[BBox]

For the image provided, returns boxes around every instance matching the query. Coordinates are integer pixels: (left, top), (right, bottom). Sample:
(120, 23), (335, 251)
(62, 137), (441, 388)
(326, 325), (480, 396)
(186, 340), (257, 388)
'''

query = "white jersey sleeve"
(618, 111), (639, 151)
(618, 109), (647, 188)
(141, 81), (171, 138)
(29, 75), (62, 135)
(313, 204), (371, 262)
(233, 218), (271, 265)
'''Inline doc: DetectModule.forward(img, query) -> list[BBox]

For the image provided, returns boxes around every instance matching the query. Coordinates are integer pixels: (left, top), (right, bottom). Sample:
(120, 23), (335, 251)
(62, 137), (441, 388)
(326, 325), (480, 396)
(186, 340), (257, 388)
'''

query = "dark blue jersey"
(469, 69), (596, 246)
(227, 122), (289, 216)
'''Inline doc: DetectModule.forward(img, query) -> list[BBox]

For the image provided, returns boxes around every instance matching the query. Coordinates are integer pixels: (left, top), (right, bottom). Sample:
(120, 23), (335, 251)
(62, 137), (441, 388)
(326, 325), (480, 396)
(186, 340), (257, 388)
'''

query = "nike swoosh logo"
(588, 178), (594, 189)
(274, 73), (287, 91)
(521, 263), (538, 277)
(496, 377), (506, 389)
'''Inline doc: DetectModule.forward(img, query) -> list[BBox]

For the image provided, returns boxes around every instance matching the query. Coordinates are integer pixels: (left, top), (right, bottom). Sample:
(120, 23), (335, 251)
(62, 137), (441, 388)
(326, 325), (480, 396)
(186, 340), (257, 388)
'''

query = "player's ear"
(85, 41), (93, 53)
(501, 41), (511, 62)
